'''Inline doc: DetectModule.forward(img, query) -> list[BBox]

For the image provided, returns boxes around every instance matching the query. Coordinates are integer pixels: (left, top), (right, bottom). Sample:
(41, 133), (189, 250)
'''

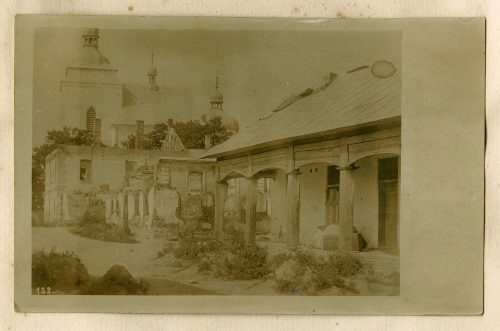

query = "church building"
(57, 28), (239, 147)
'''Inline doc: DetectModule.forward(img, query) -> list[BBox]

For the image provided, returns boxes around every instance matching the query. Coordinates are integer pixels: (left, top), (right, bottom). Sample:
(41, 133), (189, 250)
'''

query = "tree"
(121, 117), (233, 150)
(32, 127), (100, 210)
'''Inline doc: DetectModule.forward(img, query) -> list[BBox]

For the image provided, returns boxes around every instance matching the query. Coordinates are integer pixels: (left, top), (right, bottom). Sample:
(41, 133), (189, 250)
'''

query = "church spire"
(147, 50), (158, 90)
(82, 28), (100, 48)
(210, 70), (223, 110)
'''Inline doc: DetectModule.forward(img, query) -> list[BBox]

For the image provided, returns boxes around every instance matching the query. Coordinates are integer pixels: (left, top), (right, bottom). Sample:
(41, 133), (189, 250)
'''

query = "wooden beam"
(338, 137), (354, 253)
(245, 177), (258, 245)
(348, 136), (401, 164)
(346, 127), (401, 145)
(214, 181), (227, 241)
(286, 170), (301, 247)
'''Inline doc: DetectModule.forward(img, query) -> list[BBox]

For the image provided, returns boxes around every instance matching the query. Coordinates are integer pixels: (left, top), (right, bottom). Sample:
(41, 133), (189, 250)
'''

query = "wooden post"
(338, 137), (354, 252)
(286, 170), (301, 247)
(245, 177), (258, 245)
(338, 167), (354, 252)
(214, 181), (227, 241)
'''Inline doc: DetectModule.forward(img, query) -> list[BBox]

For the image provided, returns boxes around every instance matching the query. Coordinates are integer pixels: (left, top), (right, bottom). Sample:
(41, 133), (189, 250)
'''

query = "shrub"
(196, 226), (269, 280)
(32, 250), (90, 294)
(72, 203), (137, 243)
(78, 202), (106, 226)
(71, 222), (138, 243)
(272, 251), (363, 295)
(81, 265), (149, 295)
(168, 224), (270, 280)
(173, 239), (221, 261)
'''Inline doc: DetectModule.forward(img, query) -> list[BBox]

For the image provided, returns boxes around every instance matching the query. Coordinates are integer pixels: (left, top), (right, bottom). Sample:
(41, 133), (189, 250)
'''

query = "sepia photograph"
(30, 25), (401, 297)
(13, 15), (485, 314)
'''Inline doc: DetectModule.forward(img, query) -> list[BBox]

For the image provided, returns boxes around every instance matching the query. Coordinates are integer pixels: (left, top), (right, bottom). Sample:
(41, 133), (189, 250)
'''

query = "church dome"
(202, 108), (239, 133)
(210, 90), (224, 103)
(148, 64), (158, 75)
(83, 28), (99, 38)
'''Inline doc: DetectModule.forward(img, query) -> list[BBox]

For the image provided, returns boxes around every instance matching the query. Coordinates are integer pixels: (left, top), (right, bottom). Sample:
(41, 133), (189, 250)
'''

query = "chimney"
(135, 120), (144, 150)
(94, 118), (101, 145)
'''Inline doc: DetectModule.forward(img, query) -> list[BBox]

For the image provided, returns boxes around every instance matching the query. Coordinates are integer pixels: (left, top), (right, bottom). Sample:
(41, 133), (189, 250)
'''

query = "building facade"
(205, 60), (401, 253)
(43, 141), (216, 225)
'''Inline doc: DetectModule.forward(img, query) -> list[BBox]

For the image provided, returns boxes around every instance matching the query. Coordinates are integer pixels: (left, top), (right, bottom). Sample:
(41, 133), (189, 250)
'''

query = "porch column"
(143, 190), (150, 228)
(245, 177), (258, 245)
(338, 165), (355, 252)
(128, 193), (135, 221)
(148, 187), (155, 228)
(105, 195), (111, 222)
(214, 180), (228, 241)
(62, 193), (70, 222)
(121, 192), (129, 226)
(139, 191), (145, 225)
(286, 170), (301, 248)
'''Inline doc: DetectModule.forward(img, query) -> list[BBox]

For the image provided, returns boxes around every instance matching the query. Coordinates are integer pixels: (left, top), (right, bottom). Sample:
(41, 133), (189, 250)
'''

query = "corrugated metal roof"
(203, 61), (401, 158)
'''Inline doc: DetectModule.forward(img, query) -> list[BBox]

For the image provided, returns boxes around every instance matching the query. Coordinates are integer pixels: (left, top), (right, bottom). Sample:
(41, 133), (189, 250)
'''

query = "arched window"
(86, 107), (96, 132)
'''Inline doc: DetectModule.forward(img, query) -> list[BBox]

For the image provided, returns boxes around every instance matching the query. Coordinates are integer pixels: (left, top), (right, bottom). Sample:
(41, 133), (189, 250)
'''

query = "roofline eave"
(203, 115), (401, 160)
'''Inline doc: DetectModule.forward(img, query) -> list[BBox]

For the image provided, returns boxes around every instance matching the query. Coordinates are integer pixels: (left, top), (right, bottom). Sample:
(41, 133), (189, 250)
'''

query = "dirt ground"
(32, 226), (398, 296)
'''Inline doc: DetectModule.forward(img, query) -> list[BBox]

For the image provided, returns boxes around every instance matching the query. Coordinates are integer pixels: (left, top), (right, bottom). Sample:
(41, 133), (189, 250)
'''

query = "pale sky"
(33, 28), (400, 144)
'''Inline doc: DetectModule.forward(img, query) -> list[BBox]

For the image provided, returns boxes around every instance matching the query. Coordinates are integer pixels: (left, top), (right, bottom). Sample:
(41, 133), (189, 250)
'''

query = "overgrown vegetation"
(32, 250), (90, 294)
(121, 117), (232, 150)
(271, 251), (363, 295)
(32, 251), (148, 295)
(163, 224), (270, 280)
(70, 202), (138, 243)
(159, 222), (364, 293)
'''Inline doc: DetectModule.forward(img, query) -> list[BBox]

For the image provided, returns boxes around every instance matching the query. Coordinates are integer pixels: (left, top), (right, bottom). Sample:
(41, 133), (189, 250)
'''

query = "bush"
(71, 222), (138, 243)
(81, 265), (149, 295)
(199, 242), (269, 280)
(32, 250), (90, 294)
(173, 239), (221, 261)
(272, 251), (363, 295)
(72, 203), (137, 243)
(32, 252), (149, 295)
(78, 202), (106, 226)
(167, 224), (270, 280)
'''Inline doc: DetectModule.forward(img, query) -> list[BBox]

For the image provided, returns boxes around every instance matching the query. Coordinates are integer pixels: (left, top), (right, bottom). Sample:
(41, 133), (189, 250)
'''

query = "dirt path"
(33, 226), (170, 278)
(32, 226), (222, 295)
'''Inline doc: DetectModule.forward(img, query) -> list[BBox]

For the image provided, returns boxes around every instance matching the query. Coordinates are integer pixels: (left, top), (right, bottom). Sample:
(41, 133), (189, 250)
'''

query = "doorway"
(378, 157), (399, 249)
(326, 166), (340, 225)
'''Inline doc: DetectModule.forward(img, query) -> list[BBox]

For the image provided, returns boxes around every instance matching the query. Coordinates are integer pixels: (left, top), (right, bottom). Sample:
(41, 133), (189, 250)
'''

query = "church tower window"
(86, 107), (96, 132)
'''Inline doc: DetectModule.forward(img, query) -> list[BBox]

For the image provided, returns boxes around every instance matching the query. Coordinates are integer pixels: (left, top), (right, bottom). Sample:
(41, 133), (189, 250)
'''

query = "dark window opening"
(378, 157), (398, 181)
(80, 159), (92, 182)
(326, 165), (340, 225)
(327, 166), (340, 187)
